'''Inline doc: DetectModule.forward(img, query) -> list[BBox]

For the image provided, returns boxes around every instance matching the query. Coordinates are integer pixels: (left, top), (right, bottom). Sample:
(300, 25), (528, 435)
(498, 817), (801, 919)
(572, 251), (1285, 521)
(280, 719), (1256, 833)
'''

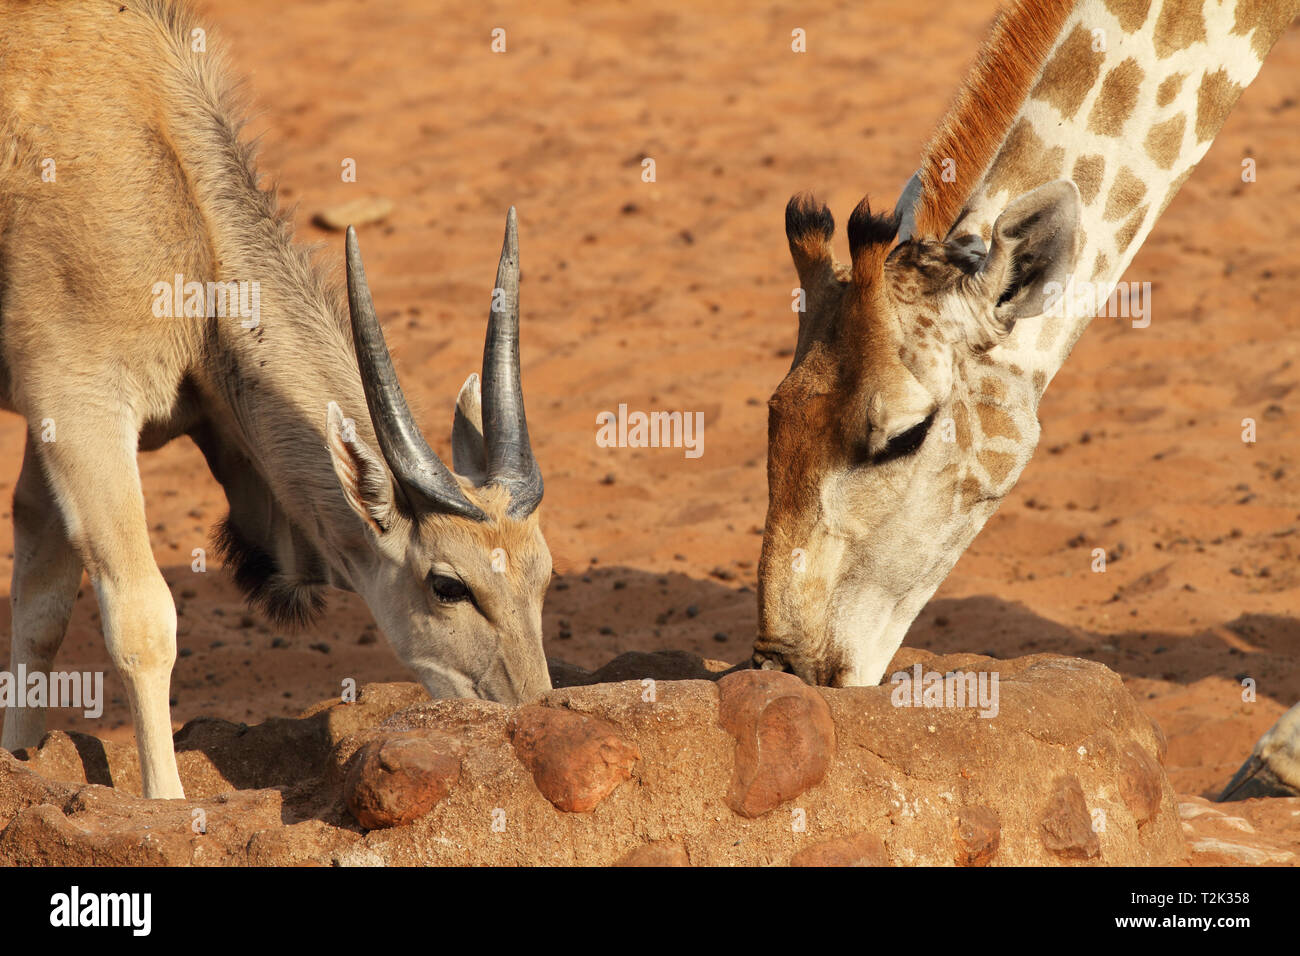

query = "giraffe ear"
(967, 180), (1081, 346)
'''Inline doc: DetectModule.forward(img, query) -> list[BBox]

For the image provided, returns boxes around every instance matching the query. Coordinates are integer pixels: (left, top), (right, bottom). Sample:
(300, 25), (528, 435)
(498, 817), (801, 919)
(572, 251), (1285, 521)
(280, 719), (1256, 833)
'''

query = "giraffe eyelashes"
(861, 412), (936, 466)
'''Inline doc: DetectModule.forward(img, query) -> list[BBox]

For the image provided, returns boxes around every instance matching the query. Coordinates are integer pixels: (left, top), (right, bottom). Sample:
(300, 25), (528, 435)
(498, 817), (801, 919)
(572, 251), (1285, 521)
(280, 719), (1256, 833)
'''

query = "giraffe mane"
(914, 0), (1077, 238)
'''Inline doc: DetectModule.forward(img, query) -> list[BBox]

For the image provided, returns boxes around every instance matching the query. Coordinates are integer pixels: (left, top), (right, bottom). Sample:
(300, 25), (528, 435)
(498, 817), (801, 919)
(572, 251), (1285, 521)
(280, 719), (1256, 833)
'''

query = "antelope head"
(326, 208), (551, 704)
(755, 177), (1080, 687)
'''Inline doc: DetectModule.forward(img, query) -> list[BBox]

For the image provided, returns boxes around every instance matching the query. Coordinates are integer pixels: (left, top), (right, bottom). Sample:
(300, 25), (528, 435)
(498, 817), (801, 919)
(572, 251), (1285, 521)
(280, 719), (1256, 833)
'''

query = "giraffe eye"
(872, 412), (935, 465)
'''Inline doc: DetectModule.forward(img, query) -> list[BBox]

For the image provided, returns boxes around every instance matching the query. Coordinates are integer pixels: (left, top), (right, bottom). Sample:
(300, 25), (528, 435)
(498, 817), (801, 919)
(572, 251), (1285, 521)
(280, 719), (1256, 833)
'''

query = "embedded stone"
(1118, 743), (1163, 826)
(954, 805), (1001, 866)
(614, 841), (690, 866)
(717, 669), (836, 818)
(1039, 775), (1101, 859)
(790, 832), (888, 867)
(344, 732), (460, 830)
(510, 706), (640, 812)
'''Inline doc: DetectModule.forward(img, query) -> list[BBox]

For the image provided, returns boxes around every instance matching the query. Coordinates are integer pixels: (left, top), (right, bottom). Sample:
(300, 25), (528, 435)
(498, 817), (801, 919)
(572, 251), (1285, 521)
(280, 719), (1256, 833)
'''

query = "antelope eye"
(429, 574), (471, 603)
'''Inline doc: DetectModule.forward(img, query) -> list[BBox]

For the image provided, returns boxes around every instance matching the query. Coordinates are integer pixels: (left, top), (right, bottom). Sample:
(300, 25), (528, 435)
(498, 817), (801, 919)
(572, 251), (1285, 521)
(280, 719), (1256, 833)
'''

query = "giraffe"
(754, 0), (1298, 687)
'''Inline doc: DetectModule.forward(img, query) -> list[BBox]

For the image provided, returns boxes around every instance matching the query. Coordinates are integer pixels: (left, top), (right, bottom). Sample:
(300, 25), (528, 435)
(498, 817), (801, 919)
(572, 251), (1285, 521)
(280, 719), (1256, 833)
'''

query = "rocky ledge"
(0, 649), (1189, 865)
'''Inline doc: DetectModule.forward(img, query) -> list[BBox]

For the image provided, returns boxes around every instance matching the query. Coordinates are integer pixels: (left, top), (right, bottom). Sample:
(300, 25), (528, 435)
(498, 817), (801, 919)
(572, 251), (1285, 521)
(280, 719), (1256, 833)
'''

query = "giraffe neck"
(928, 0), (1294, 396)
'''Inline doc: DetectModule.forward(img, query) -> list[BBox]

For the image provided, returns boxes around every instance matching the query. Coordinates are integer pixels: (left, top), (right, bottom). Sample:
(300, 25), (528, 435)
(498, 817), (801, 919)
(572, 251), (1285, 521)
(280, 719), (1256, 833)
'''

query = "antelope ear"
(327, 401), (395, 535)
(967, 180), (1081, 347)
(451, 373), (487, 482)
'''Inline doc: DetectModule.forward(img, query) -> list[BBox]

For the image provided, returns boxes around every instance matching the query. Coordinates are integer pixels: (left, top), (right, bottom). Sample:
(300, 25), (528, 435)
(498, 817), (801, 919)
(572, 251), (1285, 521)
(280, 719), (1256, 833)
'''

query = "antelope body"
(0, 0), (552, 799)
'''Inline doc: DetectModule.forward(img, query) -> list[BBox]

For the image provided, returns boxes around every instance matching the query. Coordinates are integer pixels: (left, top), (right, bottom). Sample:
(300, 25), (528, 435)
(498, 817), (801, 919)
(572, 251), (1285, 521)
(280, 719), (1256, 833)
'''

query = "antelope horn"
(345, 227), (486, 522)
(481, 207), (543, 518)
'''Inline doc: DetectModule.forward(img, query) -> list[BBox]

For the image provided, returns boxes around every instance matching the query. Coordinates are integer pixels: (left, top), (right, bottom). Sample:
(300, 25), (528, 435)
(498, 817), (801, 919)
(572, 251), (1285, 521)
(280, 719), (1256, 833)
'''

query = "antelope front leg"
(1, 439), (84, 753)
(35, 419), (185, 799)
(93, 570), (183, 799)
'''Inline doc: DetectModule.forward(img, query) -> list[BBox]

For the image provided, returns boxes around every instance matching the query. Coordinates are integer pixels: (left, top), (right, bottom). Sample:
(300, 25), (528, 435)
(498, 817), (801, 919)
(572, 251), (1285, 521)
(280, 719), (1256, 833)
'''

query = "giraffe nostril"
(751, 650), (792, 673)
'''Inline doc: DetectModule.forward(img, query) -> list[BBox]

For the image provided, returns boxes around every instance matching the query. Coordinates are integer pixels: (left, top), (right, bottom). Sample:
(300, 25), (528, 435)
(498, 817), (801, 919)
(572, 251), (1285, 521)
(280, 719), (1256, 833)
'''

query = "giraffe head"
(755, 177), (1081, 686)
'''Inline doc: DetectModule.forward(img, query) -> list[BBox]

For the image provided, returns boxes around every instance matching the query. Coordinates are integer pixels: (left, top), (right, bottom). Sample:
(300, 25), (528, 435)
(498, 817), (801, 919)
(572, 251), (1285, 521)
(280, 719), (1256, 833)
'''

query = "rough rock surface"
(717, 670), (836, 817)
(344, 732), (462, 829)
(1178, 795), (1300, 866)
(509, 706), (640, 812)
(0, 650), (1199, 865)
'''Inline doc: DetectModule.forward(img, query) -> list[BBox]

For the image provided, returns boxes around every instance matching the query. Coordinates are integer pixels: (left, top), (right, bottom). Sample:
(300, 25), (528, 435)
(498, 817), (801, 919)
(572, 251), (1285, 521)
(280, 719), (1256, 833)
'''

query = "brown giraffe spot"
(1144, 113), (1186, 169)
(1158, 166), (1195, 217)
(1031, 24), (1105, 120)
(977, 449), (1017, 486)
(1033, 370), (1047, 395)
(976, 404), (1021, 441)
(1155, 72), (1186, 107)
(1115, 203), (1150, 254)
(1093, 250), (1110, 279)
(1087, 59), (1144, 137)
(1153, 0), (1207, 58)
(936, 461), (959, 499)
(940, 471), (961, 507)
(1072, 155), (1106, 205)
(979, 377), (1006, 401)
(1103, 0), (1153, 33)
(1233, 0), (1297, 59)
(959, 475), (984, 510)
(1195, 68), (1245, 144)
(1103, 166), (1148, 222)
(1007, 364), (1024, 377)
(952, 402), (973, 450)
(984, 119), (1066, 200)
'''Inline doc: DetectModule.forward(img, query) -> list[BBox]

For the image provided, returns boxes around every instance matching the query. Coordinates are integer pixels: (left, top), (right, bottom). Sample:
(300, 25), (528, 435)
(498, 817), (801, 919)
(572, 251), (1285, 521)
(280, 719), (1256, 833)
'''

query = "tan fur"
(1195, 68), (1247, 142)
(1115, 202), (1151, 252)
(1086, 58), (1145, 135)
(0, 1), (551, 798)
(1072, 154), (1106, 204)
(983, 120), (1068, 213)
(1234, 0), (1300, 54)
(1153, 0), (1208, 57)
(1155, 71), (1187, 105)
(1103, 166), (1149, 220)
(1143, 112), (1188, 168)
(1103, 0), (1153, 31)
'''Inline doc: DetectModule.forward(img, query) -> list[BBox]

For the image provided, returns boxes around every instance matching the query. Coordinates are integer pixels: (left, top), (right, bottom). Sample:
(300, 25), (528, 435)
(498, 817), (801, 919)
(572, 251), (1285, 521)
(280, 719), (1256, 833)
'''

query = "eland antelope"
(0, 0), (552, 799)
(755, 0), (1296, 686)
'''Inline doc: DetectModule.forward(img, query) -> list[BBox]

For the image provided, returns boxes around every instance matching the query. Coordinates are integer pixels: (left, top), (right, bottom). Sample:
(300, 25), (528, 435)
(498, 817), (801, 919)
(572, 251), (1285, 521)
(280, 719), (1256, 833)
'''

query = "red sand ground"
(0, 1), (1297, 847)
